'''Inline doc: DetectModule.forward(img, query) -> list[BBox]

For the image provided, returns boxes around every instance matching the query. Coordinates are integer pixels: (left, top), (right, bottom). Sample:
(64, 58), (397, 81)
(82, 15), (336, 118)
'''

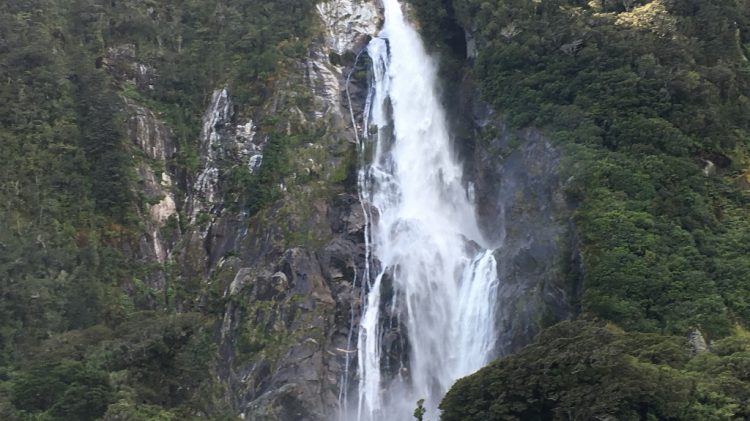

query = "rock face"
(462, 84), (579, 355)
(124, 98), (179, 294)
(219, 230), (366, 421)
(317, 0), (381, 55)
(188, 89), (263, 219)
(99, 44), (182, 298)
(191, 2), (382, 419)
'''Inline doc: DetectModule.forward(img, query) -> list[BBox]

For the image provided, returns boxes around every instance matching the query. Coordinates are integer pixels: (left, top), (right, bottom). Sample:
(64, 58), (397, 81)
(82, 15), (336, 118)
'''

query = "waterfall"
(352, 0), (501, 419)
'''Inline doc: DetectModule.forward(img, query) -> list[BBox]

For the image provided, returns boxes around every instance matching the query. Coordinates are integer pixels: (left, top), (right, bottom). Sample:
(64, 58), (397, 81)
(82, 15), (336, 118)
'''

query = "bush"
(12, 360), (114, 420)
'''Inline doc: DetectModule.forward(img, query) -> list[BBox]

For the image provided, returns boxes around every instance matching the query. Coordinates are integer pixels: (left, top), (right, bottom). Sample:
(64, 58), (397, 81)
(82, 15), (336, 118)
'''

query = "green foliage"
(414, 399), (427, 421)
(11, 360), (114, 420)
(99, 0), (317, 135)
(441, 321), (750, 421)
(0, 0), (139, 352)
(0, 313), (223, 419)
(73, 61), (133, 219)
(102, 401), (177, 421)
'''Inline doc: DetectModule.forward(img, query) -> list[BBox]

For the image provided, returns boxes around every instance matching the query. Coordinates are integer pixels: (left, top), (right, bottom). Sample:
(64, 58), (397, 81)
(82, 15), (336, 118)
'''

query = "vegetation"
(414, 398), (427, 421)
(441, 321), (750, 421)
(456, 0), (750, 336)
(7, 313), (224, 420)
(410, 0), (750, 337)
(0, 0), (317, 418)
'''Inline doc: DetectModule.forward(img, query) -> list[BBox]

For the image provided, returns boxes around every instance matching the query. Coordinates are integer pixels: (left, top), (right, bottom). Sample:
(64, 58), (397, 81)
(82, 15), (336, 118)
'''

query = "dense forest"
(2, 0), (750, 419)
(0, 0), (317, 419)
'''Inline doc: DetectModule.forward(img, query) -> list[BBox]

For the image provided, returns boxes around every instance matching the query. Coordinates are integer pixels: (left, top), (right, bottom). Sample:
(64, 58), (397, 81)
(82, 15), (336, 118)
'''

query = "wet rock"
(135, 63), (158, 91)
(306, 0), (382, 135)
(229, 268), (255, 297)
(188, 89), (233, 217)
(465, 30), (478, 60)
(225, 245), (343, 420)
(328, 193), (366, 238)
(702, 160), (717, 177)
(462, 80), (578, 356)
(101, 44), (136, 80)
(216, 194), (368, 420)
(283, 248), (335, 306)
(157, 2), (380, 419)
(244, 384), (320, 421)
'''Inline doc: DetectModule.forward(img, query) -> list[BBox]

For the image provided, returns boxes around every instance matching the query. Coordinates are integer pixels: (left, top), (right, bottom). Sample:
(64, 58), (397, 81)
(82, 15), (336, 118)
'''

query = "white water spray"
(353, 0), (501, 419)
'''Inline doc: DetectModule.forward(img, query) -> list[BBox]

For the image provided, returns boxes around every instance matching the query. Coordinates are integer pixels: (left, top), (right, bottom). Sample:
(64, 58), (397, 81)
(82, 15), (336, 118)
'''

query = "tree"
(413, 398), (426, 421)
(12, 360), (114, 420)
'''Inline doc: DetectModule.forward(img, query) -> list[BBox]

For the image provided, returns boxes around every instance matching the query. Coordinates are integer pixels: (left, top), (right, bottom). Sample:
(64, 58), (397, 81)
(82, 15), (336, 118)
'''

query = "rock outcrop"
(188, 89), (263, 220)
(688, 328), (709, 355)
(100, 44), (181, 299)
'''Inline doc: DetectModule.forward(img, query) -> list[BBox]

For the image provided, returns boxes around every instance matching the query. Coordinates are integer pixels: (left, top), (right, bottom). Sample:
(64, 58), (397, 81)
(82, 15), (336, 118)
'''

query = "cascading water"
(351, 0), (501, 419)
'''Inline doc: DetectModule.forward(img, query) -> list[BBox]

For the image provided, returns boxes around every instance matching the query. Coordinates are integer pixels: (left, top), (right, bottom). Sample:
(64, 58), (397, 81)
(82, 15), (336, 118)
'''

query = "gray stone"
(689, 328), (709, 355)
